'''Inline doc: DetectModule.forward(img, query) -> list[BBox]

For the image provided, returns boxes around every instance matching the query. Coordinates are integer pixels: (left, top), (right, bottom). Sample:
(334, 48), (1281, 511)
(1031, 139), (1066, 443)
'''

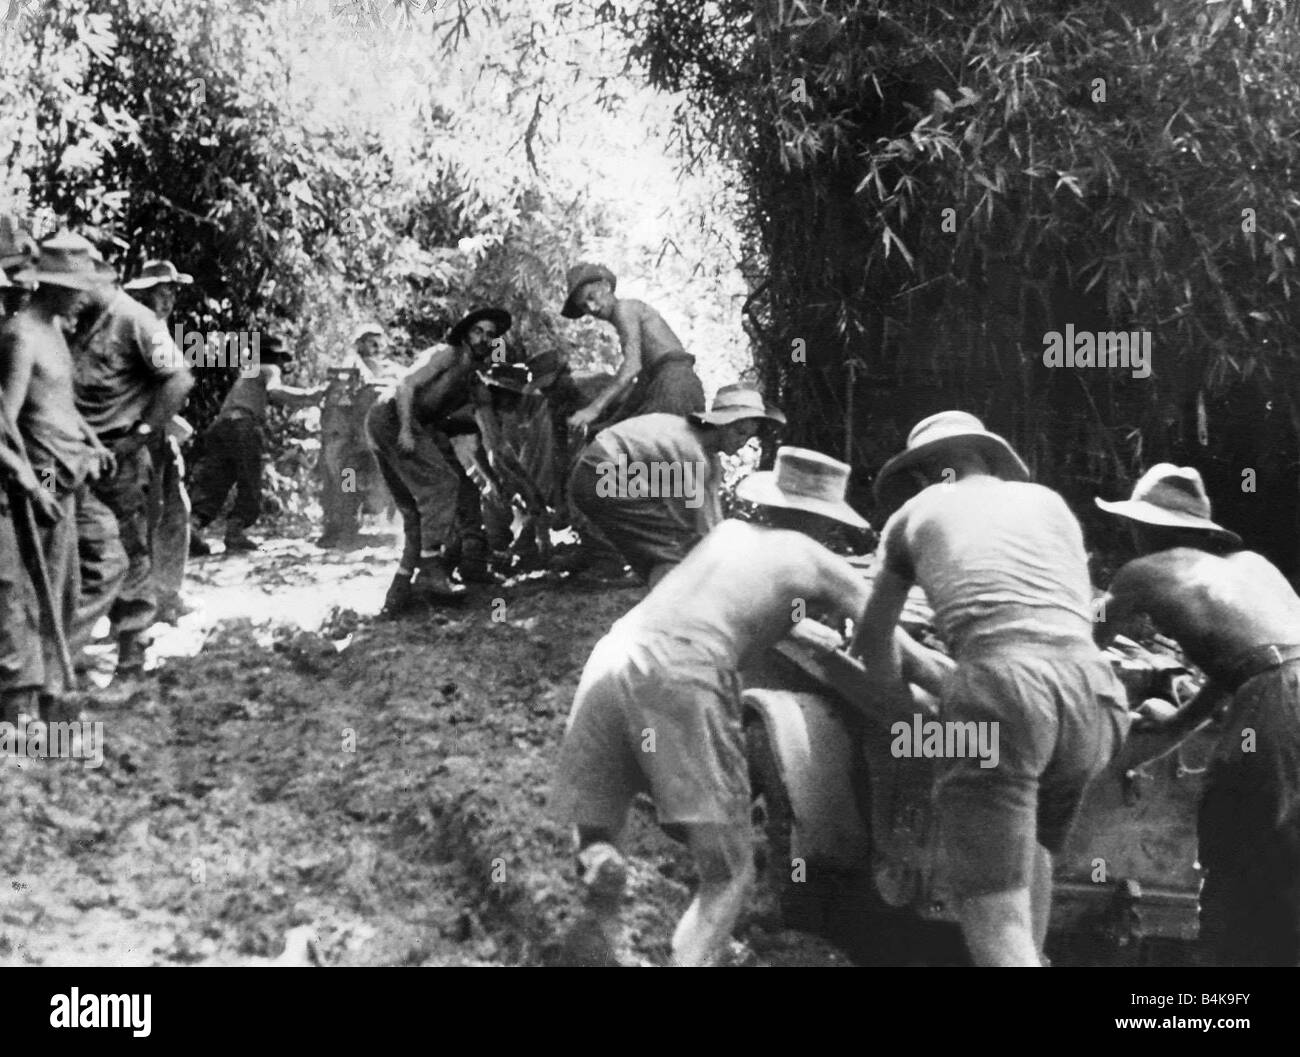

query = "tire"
(745, 713), (966, 964)
(745, 717), (835, 935)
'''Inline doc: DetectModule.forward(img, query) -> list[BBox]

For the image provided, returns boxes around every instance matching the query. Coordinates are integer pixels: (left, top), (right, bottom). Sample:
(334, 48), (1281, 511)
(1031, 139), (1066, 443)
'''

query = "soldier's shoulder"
(1113, 550), (1205, 591)
(0, 313), (49, 355)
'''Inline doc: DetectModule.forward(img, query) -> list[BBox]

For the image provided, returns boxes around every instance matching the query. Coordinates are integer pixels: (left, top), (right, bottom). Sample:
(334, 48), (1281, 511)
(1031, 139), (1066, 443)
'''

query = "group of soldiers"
(1, 226), (197, 722)
(550, 413), (1300, 968)
(0, 221), (389, 721)
(0, 227), (778, 718)
(361, 261), (789, 613)
(6, 221), (1297, 968)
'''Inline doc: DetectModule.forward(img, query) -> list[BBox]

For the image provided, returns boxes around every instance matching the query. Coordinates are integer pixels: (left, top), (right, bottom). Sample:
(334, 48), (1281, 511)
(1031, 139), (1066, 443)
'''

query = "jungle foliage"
(621, 0), (1300, 568)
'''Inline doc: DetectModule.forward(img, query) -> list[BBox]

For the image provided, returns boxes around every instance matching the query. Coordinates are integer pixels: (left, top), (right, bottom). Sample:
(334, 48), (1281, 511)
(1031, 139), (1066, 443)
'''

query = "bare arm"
(895, 628), (955, 698)
(1093, 561), (1151, 646)
(813, 550), (947, 687)
(570, 301), (642, 425)
(0, 361), (67, 517)
(827, 503), (953, 695)
(143, 369), (195, 430)
(0, 330), (34, 426)
(0, 432), (40, 493)
(264, 365), (326, 409)
(1117, 680), (1227, 771)
(134, 324), (194, 434)
(851, 565), (912, 679)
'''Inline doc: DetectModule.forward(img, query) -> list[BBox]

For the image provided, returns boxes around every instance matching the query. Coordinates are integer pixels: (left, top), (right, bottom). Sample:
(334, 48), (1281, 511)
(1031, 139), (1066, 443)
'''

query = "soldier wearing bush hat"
(67, 240), (193, 687)
(559, 261), (705, 432)
(565, 385), (783, 585)
(124, 259), (192, 323)
(1094, 463), (1300, 966)
(853, 409), (1127, 967)
(551, 443), (949, 968)
(365, 305), (513, 614)
(0, 233), (119, 718)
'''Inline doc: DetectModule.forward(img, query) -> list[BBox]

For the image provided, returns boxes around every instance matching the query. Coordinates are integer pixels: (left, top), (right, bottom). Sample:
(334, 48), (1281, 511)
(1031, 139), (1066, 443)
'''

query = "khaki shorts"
(550, 629), (751, 833)
(936, 643), (1129, 897)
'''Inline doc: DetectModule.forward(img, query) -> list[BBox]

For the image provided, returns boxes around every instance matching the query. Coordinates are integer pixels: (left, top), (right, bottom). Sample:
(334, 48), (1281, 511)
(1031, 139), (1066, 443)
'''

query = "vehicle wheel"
(746, 718), (833, 935)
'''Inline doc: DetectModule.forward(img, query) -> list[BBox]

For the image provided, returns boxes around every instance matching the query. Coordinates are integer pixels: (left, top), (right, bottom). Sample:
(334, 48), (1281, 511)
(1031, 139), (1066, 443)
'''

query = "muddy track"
(1, 546), (848, 967)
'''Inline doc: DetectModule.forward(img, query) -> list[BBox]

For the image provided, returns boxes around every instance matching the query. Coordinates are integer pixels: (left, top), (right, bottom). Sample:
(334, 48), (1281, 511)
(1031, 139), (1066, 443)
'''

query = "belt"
(1221, 643), (1300, 694)
(642, 350), (694, 374)
(97, 424), (139, 443)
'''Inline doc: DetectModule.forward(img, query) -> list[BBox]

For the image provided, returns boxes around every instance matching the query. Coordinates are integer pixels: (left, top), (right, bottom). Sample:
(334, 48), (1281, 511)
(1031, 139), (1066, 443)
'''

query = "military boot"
(113, 630), (157, 680)
(379, 571), (415, 618)
(90, 632), (154, 707)
(223, 523), (259, 552)
(455, 535), (503, 585)
(189, 517), (212, 556)
(412, 557), (466, 606)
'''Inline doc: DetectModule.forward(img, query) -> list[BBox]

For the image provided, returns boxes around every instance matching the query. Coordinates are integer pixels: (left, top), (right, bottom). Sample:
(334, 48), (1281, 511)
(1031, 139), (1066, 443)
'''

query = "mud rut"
(0, 541), (846, 967)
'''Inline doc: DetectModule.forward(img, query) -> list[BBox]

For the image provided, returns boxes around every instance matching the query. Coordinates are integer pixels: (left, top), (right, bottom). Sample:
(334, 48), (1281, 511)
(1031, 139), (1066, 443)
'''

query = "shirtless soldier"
(366, 307), (509, 613)
(854, 411), (1129, 967)
(551, 447), (949, 966)
(559, 263), (705, 432)
(0, 234), (116, 718)
(1094, 464), (1300, 966)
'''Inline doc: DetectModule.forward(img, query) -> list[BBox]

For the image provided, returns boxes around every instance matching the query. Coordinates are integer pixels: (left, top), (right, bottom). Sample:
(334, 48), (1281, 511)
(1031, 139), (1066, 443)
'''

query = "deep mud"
(0, 538), (847, 967)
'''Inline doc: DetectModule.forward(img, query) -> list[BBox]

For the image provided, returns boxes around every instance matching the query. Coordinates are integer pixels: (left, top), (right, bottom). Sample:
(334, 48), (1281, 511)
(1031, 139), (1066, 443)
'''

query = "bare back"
(611, 298), (685, 368)
(621, 519), (869, 668)
(1109, 548), (1300, 676)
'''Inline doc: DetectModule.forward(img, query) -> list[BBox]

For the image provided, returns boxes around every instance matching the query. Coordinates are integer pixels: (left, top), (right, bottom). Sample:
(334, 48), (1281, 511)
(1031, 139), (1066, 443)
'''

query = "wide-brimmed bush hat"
(448, 306), (512, 347)
(874, 410), (1030, 507)
(26, 232), (104, 291)
(560, 262), (616, 319)
(1095, 463), (1241, 546)
(737, 446), (869, 530)
(689, 384), (785, 427)
(123, 259), (193, 290)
